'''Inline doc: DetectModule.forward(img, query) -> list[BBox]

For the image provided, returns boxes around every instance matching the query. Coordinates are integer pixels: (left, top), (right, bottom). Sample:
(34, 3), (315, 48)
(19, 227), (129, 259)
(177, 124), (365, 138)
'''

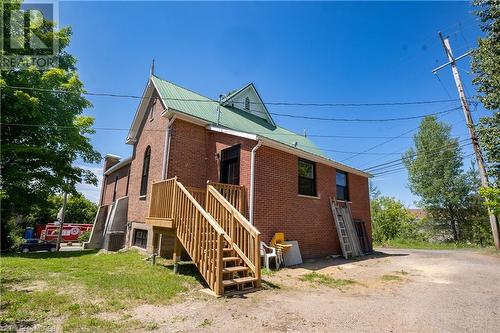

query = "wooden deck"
(144, 217), (174, 228)
(145, 178), (260, 296)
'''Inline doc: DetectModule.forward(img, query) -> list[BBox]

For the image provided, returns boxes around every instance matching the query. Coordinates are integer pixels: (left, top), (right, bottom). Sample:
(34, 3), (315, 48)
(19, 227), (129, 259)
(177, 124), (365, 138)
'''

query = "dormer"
(221, 83), (276, 127)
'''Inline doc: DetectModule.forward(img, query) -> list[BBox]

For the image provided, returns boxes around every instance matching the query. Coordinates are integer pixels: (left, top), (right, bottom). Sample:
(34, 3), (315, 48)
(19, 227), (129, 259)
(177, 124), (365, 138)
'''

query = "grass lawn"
(299, 272), (357, 289)
(0, 250), (200, 332)
(374, 238), (494, 250)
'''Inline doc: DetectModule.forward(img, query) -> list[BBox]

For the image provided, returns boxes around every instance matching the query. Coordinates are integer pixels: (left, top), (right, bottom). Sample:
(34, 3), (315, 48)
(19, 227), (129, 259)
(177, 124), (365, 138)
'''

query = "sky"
(58, 1), (490, 206)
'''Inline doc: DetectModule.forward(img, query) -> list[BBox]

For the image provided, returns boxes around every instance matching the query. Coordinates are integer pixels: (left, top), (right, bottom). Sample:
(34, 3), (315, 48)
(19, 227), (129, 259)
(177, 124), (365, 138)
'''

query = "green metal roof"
(152, 75), (328, 159)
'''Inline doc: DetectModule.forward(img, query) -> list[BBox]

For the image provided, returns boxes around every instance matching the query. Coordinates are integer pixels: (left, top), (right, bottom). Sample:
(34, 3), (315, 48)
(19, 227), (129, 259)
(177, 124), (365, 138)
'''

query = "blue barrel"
(24, 227), (35, 239)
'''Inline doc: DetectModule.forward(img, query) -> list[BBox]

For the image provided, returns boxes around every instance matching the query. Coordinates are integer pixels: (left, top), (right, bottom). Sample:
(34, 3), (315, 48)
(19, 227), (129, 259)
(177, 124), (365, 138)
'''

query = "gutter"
(162, 116), (177, 180)
(249, 139), (263, 225)
(104, 156), (132, 176)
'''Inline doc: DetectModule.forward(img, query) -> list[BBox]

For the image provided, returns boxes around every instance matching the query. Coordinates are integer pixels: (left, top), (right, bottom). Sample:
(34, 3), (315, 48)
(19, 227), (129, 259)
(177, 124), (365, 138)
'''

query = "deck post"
(173, 234), (182, 274)
(254, 233), (261, 287)
(216, 235), (224, 295)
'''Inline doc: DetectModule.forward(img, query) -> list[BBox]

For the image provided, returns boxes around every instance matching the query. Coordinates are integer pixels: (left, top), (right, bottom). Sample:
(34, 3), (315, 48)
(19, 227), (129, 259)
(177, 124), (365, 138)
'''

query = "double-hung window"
(336, 171), (349, 201)
(298, 158), (316, 196)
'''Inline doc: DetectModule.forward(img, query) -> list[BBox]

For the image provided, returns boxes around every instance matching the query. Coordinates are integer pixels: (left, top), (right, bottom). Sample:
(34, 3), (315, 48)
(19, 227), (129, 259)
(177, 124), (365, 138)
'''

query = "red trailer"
(38, 224), (93, 242)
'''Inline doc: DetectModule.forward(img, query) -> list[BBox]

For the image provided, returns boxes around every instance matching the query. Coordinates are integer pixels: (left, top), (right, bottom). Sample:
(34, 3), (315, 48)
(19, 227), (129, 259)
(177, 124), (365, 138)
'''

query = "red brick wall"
(127, 92), (169, 222)
(122, 110), (371, 258)
(252, 145), (371, 259)
(348, 173), (372, 239)
(166, 119), (208, 188)
(166, 119), (256, 216)
(101, 165), (130, 206)
(205, 131), (255, 216)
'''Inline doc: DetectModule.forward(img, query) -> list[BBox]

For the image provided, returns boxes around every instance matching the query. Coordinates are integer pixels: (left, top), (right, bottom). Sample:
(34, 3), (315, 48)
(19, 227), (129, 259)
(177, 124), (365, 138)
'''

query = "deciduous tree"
(0, 1), (100, 249)
(403, 117), (489, 243)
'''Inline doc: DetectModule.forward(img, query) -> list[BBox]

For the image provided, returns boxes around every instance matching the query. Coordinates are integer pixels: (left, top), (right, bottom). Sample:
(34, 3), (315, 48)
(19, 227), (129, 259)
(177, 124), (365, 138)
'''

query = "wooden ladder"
(330, 197), (353, 259)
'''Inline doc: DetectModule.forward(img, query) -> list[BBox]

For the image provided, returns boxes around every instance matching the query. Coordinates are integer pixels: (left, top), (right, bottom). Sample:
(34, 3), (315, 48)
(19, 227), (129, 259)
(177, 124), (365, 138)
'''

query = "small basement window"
(298, 158), (316, 196)
(133, 229), (148, 248)
(336, 171), (349, 201)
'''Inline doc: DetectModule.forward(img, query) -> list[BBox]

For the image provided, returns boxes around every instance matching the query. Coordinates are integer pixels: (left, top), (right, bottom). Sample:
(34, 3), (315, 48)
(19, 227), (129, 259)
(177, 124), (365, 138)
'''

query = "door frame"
(219, 144), (241, 185)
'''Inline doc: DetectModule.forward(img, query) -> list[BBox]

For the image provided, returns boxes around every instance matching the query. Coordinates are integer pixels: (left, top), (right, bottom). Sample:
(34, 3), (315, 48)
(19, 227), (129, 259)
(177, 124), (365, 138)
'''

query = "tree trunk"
(447, 204), (459, 242)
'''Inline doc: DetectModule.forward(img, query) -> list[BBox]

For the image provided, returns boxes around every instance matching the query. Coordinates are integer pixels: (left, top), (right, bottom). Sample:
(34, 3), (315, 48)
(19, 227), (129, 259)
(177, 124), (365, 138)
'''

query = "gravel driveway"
(117, 248), (500, 332)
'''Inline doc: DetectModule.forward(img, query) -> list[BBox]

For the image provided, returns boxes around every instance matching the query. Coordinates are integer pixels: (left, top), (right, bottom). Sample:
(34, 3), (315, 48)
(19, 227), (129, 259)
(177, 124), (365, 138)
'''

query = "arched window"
(140, 146), (151, 196)
(244, 97), (250, 111)
(112, 175), (118, 202)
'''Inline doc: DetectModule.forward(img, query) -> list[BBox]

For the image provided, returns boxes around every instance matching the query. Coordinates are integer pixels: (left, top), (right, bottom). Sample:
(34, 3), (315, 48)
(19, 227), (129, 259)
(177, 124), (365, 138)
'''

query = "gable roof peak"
(220, 82), (275, 127)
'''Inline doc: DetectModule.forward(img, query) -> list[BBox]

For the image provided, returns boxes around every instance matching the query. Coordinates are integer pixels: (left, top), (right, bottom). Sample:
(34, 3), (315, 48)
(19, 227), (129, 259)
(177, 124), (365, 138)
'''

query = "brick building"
(95, 74), (372, 260)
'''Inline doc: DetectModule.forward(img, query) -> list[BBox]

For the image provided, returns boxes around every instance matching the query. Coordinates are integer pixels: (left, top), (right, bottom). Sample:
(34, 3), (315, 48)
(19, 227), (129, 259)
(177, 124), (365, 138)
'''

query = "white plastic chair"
(260, 241), (279, 270)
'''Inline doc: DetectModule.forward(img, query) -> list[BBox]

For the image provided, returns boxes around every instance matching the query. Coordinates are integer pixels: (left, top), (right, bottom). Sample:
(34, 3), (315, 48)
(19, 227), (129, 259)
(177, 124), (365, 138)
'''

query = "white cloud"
(75, 164), (103, 204)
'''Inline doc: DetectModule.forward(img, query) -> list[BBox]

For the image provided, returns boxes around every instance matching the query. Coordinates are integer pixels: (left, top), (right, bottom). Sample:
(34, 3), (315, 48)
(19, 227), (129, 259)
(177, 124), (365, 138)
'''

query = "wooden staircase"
(145, 178), (261, 296)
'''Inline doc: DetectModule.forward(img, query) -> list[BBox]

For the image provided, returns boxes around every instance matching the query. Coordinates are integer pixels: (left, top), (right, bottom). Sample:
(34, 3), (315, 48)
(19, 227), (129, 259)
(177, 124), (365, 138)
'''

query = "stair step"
(223, 266), (248, 274)
(222, 276), (258, 287)
(223, 256), (240, 262)
(223, 248), (233, 252)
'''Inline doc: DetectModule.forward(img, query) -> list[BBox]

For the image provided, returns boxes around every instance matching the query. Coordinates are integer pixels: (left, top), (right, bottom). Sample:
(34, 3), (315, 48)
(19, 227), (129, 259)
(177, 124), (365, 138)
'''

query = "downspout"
(249, 139), (263, 225)
(162, 116), (177, 180)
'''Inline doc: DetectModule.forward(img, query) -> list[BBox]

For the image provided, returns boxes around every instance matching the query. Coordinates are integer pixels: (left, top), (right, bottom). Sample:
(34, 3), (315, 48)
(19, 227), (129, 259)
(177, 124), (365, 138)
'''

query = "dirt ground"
(108, 248), (499, 332)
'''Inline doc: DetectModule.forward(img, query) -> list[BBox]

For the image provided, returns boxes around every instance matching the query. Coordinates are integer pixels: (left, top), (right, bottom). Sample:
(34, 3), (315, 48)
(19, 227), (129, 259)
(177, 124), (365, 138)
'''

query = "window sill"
(139, 195), (147, 200)
(130, 245), (147, 252)
(298, 194), (321, 200)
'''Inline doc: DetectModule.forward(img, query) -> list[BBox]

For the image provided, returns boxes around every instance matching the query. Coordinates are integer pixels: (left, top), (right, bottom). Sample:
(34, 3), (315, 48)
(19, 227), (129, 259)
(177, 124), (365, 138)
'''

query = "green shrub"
(78, 230), (92, 243)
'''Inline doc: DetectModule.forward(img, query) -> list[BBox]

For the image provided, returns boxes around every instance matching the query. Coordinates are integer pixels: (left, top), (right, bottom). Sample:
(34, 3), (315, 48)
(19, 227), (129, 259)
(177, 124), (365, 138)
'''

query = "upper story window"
(336, 171), (349, 201)
(140, 146), (151, 196)
(298, 158), (316, 196)
(244, 97), (250, 111)
(112, 175), (118, 202)
(149, 100), (156, 121)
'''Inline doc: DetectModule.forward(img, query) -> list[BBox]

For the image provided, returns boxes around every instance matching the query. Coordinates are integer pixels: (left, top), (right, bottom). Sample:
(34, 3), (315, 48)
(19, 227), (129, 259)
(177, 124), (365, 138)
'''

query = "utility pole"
(432, 32), (500, 250)
(56, 191), (68, 251)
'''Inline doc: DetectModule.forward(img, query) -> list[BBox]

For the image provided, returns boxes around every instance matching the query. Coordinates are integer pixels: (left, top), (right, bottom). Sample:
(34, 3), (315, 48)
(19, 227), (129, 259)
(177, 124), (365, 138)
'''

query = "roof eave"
(104, 156), (133, 175)
(259, 137), (372, 178)
(126, 76), (168, 145)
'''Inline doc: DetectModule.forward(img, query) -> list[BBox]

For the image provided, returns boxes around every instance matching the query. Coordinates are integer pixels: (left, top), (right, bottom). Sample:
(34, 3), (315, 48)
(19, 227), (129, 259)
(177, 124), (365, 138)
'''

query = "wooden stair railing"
(172, 181), (225, 295)
(205, 185), (261, 289)
(149, 178), (177, 220)
(147, 178), (260, 295)
(208, 182), (246, 215)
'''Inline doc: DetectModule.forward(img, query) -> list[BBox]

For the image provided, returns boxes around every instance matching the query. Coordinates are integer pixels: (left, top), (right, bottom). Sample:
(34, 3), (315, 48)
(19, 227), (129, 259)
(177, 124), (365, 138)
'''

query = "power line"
(340, 105), (464, 164)
(339, 106), (461, 163)
(0, 122), (419, 156)
(0, 122), (424, 139)
(2, 84), (467, 108)
(356, 116), (469, 169)
(372, 152), (476, 177)
(366, 140), (472, 173)
(364, 138), (470, 170)
(269, 106), (460, 122)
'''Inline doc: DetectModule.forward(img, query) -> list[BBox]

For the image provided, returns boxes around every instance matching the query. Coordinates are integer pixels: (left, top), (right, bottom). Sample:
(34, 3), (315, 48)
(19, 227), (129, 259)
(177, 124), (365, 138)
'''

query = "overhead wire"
(366, 140), (472, 174)
(2, 84), (466, 108)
